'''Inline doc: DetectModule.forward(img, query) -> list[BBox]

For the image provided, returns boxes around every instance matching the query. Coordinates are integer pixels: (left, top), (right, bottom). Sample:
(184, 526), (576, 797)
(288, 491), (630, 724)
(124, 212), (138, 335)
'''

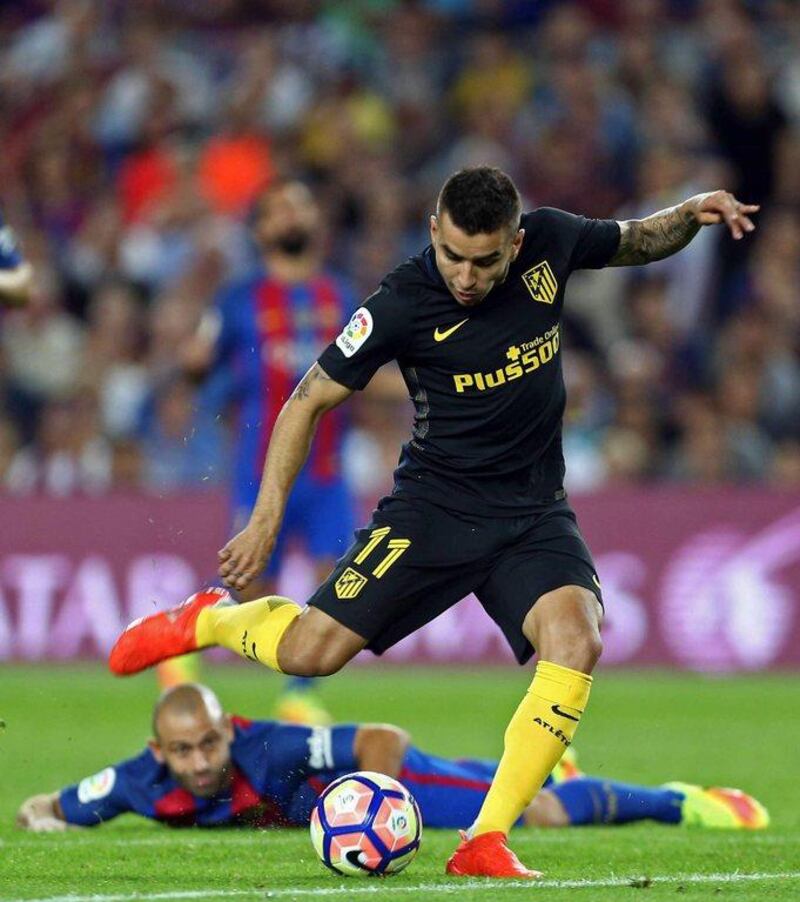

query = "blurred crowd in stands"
(1, 0), (799, 505)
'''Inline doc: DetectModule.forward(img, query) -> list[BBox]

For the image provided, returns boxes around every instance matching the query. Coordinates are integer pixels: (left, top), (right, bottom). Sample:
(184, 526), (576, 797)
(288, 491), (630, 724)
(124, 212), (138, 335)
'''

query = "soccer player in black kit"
(111, 168), (759, 878)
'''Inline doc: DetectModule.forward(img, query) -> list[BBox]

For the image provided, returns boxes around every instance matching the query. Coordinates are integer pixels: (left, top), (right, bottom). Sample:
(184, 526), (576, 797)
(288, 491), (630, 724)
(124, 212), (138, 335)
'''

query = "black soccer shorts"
(307, 492), (602, 664)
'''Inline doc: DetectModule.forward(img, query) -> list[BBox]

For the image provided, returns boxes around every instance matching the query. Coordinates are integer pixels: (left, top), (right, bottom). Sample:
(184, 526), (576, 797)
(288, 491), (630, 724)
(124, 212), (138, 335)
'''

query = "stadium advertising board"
(2, 490), (799, 670)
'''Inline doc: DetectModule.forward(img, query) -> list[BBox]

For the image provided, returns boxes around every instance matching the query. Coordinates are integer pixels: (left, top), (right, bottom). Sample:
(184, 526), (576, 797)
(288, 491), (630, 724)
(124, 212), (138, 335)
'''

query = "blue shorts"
(398, 748), (548, 828)
(289, 745), (553, 829)
(234, 473), (356, 579)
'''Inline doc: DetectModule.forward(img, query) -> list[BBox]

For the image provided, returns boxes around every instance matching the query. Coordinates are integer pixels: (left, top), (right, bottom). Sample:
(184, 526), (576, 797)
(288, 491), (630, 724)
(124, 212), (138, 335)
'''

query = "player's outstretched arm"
(609, 190), (760, 266)
(16, 792), (71, 832)
(353, 725), (411, 779)
(218, 363), (353, 592)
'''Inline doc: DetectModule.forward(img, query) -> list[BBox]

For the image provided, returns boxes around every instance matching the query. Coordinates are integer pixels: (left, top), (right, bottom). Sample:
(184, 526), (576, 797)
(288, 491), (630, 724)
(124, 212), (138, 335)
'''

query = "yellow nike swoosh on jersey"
(434, 318), (469, 342)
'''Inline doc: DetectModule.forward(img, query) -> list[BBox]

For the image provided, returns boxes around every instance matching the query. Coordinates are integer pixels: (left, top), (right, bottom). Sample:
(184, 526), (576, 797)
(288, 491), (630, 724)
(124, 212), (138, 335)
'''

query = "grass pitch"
(1, 665), (798, 901)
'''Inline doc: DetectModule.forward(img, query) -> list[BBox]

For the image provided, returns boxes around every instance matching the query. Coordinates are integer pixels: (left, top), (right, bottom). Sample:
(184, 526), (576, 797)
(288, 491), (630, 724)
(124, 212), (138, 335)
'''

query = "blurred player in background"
(0, 209), (32, 307)
(111, 168), (759, 878)
(165, 181), (356, 724)
(17, 683), (768, 832)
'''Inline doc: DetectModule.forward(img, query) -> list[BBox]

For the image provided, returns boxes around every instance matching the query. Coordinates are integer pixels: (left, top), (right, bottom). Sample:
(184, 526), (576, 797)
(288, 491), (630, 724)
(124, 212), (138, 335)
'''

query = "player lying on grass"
(16, 684), (768, 833)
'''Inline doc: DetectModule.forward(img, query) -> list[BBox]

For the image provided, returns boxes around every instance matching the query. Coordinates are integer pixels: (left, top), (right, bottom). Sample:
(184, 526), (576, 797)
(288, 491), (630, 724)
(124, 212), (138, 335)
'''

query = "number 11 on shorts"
(354, 527), (411, 578)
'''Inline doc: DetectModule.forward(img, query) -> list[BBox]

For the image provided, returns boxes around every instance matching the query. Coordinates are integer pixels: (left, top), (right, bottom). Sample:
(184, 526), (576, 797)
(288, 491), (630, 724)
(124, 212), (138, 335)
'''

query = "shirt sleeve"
(566, 213), (621, 270)
(532, 207), (620, 272)
(268, 724), (360, 779)
(317, 276), (413, 391)
(58, 765), (132, 826)
(0, 213), (24, 269)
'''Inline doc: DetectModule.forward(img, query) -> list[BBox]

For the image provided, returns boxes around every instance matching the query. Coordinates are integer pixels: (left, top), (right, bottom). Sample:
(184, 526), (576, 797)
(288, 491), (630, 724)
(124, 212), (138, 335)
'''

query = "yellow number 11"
(354, 527), (411, 578)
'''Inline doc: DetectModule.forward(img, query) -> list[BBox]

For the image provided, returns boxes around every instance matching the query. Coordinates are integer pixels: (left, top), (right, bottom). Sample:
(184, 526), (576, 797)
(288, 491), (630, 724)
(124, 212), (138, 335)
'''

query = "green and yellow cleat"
(550, 746), (584, 784)
(664, 782), (770, 829)
(274, 690), (332, 726)
(156, 653), (203, 690)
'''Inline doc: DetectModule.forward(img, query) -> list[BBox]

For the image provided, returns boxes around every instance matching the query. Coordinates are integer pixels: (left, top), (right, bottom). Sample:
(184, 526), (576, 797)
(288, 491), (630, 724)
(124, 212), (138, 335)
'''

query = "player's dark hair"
(437, 167), (521, 235)
(248, 176), (310, 226)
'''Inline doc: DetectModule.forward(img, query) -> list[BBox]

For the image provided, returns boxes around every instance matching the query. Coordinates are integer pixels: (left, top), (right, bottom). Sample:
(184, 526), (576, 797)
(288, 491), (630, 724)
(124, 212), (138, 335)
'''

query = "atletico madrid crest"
(522, 260), (558, 304)
(334, 567), (367, 600)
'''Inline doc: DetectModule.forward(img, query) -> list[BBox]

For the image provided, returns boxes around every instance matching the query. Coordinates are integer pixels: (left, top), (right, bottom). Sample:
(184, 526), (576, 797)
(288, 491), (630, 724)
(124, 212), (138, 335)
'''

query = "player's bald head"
(152, 683), (224, 740)
(150, 684), (234, 798)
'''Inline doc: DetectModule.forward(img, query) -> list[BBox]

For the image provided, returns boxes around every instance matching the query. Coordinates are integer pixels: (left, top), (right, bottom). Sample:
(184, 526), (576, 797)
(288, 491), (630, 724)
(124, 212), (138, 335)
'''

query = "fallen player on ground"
(17, 684), (768, 833)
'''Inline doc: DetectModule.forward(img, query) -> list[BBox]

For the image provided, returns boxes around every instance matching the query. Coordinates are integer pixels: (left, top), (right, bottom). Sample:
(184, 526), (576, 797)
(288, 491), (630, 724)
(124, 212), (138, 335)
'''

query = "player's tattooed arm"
(289, 363), (336, 402)
(610, 204), (700, 266)
(219, 364), (353, 592)
(609, 190), (760, 267)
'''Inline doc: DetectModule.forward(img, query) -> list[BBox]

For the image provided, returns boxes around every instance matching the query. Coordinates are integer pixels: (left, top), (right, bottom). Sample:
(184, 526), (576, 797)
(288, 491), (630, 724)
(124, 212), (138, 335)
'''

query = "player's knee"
(548, 618), (602, 672)
(524, 586), (603, 673)
(576, 629), (603, 671)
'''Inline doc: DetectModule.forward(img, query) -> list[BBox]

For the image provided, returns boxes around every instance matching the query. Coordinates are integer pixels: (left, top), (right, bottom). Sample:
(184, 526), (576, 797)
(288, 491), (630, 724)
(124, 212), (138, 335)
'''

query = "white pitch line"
(10, 870), (800, 902)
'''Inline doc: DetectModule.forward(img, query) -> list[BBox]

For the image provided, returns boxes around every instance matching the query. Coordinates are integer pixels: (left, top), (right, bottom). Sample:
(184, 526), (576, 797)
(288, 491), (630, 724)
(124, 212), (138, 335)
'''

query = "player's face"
(150, 710), (234, 799)
(255, 182), (321, 256)
(430, 211), (524, 307)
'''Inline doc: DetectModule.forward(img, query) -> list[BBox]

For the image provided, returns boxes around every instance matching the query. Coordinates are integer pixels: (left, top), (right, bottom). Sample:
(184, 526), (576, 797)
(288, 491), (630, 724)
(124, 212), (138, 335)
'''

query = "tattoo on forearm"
(610, 204), (700, 266)
(289, 364), (333, 401)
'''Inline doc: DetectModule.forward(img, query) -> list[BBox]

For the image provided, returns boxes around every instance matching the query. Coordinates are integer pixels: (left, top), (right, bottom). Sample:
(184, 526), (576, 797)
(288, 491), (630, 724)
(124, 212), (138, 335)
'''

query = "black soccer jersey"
(318, 208), (620, 515)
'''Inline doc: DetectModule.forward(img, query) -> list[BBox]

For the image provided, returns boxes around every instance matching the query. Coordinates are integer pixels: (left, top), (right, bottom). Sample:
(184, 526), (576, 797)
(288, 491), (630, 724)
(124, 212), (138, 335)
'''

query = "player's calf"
(277, 607), (367, 677)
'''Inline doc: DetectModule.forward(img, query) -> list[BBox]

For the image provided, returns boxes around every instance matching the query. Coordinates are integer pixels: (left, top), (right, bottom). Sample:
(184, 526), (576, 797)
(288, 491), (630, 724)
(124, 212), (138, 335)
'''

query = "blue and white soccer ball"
(310, 771), (422, 877)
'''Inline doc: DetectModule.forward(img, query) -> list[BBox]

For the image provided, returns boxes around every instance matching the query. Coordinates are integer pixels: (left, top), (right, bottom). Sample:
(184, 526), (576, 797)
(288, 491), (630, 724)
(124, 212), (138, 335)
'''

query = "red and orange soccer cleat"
(445, 831), (542, 879)
(109, 588), (230, 676)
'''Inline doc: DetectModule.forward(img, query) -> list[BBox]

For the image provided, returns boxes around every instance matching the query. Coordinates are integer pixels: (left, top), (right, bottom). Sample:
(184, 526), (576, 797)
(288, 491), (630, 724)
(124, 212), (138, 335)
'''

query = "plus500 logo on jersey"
(336, 307), (373, 357)
(453, 325), (560, 393)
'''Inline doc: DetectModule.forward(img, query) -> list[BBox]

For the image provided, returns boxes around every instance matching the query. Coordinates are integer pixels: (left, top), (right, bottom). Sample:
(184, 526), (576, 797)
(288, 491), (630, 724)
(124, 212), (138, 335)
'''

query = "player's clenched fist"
(218, 524), (275, 592)
(686, 191), (760, 240)
(16, 794), (68, 832)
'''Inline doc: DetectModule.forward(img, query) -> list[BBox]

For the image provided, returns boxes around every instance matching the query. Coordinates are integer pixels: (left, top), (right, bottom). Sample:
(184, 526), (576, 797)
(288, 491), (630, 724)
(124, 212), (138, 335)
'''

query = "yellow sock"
(195, 596), (301, 673)
(473, 660), (592, 836)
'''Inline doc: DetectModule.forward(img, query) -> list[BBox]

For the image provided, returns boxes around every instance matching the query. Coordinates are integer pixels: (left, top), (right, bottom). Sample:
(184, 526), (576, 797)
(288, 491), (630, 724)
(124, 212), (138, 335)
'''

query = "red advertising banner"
(2, 489), (799, 670)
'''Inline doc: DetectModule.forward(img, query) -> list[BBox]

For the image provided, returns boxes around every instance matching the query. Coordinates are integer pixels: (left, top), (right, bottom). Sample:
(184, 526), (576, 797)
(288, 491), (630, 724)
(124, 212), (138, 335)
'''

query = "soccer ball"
(310, 771), (422, 877)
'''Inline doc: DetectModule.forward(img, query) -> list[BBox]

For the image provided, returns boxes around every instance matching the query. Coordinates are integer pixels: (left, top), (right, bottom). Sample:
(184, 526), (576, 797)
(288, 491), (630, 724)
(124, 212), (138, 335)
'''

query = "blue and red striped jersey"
(58, 717), (549, 829)
(59, 717), (360, 828)
(207, 268), (355, 510)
